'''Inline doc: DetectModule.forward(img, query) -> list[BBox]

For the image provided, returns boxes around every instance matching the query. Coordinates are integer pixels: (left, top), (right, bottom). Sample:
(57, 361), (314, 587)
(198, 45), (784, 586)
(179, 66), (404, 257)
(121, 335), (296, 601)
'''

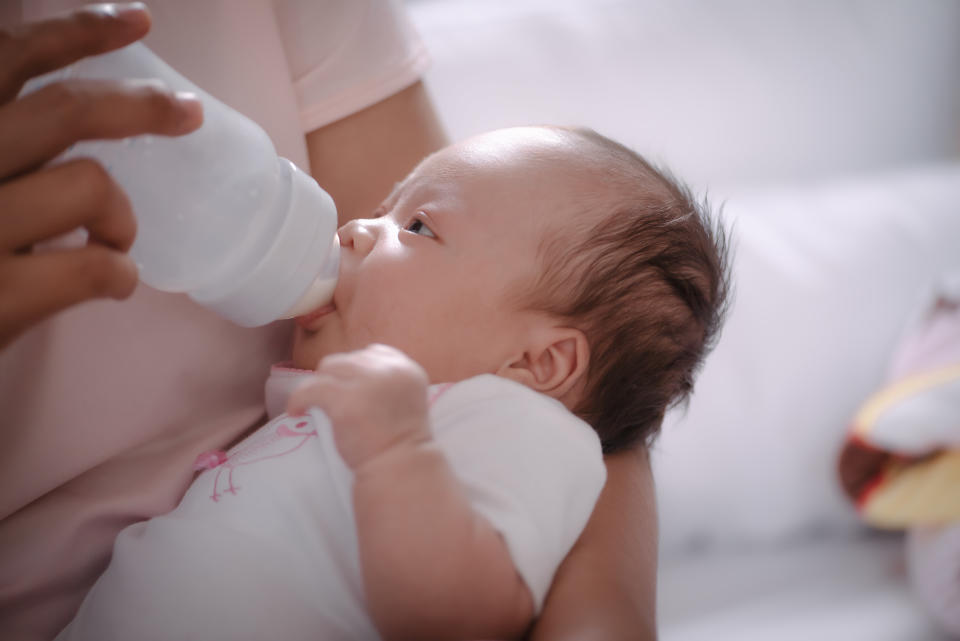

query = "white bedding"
(659, 534), (951, 641)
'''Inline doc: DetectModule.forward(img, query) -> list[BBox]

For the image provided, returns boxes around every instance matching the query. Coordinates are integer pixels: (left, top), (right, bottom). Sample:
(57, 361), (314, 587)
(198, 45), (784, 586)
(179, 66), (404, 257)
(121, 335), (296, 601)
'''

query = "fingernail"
(110, 3), (149, 26)
(173, 92), (203, 131)
(102, 2), (149, 26)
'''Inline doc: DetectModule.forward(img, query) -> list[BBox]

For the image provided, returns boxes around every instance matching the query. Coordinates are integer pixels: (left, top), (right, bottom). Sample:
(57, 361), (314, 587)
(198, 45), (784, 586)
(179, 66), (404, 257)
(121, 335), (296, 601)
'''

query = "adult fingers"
(0, 78), (202, 178)
(0, 244), (137, 350)
(0, 3), (151, 103)
(0, 158), (135, 252)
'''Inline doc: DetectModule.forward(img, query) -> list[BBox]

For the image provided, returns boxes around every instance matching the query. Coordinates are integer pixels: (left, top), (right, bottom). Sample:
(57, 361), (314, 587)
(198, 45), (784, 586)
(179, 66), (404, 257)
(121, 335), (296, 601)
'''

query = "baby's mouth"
(295, 303), (336, 330)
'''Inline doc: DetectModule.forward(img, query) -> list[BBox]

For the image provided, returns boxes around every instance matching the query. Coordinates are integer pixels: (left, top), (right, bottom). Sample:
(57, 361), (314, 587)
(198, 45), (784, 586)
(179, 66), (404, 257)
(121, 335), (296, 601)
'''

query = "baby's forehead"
(450, 128), (595, 172)
(401, 128), (612, 234)
(427, 154), (593, 223)
(416, 132), (602, 197)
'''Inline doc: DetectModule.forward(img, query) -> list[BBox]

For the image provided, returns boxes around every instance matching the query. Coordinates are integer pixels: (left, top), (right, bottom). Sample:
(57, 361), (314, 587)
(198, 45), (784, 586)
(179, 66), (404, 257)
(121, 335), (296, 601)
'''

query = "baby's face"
(292, 127), (587, 381)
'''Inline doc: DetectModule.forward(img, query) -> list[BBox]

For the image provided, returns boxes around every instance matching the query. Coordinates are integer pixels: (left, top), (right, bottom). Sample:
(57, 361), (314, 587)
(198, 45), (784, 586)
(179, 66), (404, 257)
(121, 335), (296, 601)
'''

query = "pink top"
(0, 2), (428, 639)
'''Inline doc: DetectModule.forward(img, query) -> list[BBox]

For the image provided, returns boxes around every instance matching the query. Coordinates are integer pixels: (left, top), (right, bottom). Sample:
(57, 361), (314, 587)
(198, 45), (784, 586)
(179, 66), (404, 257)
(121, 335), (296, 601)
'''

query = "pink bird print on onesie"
(194, 414), (320, 502)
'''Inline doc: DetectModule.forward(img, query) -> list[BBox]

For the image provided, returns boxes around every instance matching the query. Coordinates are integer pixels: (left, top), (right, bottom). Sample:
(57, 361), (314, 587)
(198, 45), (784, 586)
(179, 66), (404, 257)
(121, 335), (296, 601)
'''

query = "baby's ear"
(497, 327), (590, 405)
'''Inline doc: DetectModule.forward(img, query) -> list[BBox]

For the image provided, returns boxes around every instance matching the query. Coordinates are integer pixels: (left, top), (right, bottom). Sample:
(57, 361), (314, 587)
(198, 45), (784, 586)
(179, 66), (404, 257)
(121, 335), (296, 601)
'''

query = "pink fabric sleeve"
(273, 0), (431, 131)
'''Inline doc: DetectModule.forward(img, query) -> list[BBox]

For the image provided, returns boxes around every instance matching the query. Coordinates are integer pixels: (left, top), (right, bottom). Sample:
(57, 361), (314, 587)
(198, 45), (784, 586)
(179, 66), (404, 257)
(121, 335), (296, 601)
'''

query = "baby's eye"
(404, 217), (436, 239)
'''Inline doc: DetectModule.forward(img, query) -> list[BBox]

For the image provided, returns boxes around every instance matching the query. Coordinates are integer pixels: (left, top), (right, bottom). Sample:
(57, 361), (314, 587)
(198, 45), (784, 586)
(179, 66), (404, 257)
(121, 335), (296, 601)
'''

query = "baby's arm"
(288, 344), (534, 641)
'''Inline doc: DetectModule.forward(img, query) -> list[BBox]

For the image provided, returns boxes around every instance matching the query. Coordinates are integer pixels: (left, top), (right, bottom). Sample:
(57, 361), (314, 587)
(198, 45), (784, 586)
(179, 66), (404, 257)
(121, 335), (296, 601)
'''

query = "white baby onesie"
(57, 368), (606, 641)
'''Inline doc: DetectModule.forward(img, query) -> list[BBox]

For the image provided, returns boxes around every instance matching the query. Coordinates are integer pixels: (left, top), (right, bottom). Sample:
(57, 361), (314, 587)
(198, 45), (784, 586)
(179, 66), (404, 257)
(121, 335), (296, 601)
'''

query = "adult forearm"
(305, 81), (448, 226)
(352, 442), (533, 641)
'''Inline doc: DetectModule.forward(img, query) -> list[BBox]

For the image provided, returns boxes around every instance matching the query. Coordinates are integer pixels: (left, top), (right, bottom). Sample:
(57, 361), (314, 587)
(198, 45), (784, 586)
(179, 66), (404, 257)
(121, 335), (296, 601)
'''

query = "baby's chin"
(290, 352), (314, 370)
(291, 328), (328, 370)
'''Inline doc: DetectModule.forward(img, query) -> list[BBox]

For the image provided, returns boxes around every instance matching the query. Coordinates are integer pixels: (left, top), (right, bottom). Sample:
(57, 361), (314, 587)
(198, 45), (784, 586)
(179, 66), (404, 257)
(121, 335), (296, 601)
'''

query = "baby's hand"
(286, 344), (431, 470)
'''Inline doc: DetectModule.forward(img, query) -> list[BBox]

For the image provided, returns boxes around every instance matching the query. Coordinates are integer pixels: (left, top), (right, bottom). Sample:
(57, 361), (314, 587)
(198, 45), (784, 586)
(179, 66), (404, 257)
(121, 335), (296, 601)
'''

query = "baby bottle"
(21, 43), (339, 327)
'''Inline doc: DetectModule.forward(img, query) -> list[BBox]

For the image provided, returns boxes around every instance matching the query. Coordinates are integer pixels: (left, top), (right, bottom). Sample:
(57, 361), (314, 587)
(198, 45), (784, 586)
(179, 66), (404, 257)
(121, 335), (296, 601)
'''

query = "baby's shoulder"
(430, 373), (567, 416)
(429, 374), (601, 453)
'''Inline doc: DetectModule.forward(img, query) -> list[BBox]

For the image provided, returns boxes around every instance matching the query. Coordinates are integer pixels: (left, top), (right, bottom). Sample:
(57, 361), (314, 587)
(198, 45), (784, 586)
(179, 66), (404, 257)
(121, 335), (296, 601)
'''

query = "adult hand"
(0, 2), (202, 350)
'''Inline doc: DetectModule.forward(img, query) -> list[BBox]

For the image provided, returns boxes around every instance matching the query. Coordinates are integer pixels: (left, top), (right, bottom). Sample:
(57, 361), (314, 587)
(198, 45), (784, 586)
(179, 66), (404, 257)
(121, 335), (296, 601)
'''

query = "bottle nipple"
(280, 238), (340, 319)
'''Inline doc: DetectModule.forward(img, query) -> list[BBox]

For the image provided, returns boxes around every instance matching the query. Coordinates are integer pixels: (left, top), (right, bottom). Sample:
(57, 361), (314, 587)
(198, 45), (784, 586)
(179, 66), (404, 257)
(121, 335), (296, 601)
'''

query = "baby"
(57, 126), (730, 641)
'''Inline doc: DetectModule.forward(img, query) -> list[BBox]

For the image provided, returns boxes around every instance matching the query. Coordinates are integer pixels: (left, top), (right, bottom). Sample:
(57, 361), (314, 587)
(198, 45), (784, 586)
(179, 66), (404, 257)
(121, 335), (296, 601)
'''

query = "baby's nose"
(338, 219), (376, 256)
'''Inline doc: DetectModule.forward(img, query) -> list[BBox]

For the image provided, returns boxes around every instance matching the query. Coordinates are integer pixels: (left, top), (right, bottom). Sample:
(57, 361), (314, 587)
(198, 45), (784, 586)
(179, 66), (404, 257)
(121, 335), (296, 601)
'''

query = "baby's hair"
(524, 127), (732, 452)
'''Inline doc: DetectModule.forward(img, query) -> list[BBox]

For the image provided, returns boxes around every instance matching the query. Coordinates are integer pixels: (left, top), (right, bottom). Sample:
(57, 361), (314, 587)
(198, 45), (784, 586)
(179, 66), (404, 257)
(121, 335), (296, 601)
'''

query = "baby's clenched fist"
(286, 343), (432, 470)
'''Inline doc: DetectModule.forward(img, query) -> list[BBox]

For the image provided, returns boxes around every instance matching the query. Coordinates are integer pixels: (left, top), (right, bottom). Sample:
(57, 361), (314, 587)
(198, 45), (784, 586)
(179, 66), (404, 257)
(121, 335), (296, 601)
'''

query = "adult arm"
(304, 80), (448, 224)
(530, 447), (659, 641)
(0, 3), (202, 350)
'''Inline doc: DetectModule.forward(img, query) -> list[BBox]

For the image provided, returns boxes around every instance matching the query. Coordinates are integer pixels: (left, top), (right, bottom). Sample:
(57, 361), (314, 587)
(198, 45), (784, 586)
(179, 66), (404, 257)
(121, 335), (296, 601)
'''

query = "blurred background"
(406, 0), (960, 196)
(404, 2), (960, 640)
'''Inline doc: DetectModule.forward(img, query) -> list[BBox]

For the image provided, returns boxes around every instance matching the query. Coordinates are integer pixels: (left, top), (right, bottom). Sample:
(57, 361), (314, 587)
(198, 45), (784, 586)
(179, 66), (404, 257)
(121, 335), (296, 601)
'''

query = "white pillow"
(653, 163), (960, 557)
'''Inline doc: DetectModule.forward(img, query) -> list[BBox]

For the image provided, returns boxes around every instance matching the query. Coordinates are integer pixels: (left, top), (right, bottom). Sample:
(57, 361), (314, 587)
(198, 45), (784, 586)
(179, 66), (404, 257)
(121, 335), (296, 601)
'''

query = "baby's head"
(293, 126), (730, 451)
